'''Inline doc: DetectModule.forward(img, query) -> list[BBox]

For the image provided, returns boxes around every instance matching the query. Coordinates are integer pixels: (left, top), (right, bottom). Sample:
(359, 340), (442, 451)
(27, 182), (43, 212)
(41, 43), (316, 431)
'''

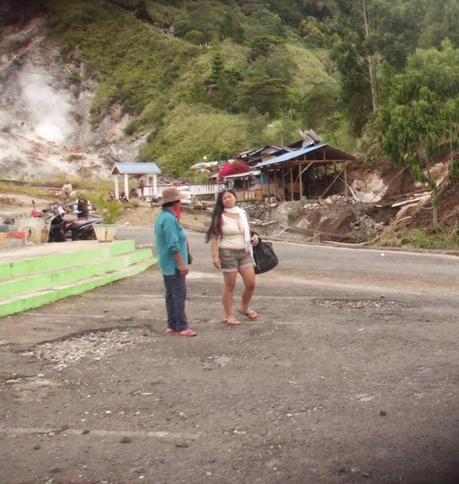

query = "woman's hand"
(251, 233), (260, 246)
(212, 256), (222, 269)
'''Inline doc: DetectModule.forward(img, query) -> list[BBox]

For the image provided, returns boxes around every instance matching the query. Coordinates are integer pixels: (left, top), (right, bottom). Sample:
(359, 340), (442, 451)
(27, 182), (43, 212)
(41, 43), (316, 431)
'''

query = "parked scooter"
(46, 204), (66, 242)
(65, 214), (103, 241)
(37, 202), (103, 242)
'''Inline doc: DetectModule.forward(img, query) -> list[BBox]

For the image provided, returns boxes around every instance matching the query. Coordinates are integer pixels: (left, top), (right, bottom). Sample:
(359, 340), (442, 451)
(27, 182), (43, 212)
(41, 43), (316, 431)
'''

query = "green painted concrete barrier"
(0, 259), (155, 318)
(0, 240), (136, 280)
(0, 248), (154, 299)
(0, 240), (158, 318)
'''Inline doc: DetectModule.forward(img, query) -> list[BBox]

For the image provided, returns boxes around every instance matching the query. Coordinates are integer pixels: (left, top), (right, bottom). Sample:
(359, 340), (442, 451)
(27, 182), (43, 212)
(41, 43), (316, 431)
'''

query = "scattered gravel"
(23, 328), (157, 369)
(313, 298), (413, 311)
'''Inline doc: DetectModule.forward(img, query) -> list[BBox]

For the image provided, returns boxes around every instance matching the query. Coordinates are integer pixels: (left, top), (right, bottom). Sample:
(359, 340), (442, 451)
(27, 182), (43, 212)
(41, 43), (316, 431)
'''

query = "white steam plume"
(18, 70), (76, 144)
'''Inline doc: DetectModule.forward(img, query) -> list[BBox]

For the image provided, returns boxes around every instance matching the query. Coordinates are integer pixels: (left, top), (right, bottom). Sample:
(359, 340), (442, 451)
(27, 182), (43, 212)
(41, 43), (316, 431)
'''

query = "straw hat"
(160, 187), (182, 205)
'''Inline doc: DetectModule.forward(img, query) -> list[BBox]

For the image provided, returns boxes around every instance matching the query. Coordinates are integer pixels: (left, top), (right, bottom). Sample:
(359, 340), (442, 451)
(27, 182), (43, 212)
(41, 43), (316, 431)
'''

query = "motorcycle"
(36, 202), (103, 242)
(46, 204), (66, 242)
(66, 214), (103, 241)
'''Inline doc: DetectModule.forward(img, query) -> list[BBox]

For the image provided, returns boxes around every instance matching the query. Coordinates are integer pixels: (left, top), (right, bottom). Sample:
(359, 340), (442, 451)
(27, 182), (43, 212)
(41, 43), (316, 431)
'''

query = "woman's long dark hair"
(205, 189), (237, 242)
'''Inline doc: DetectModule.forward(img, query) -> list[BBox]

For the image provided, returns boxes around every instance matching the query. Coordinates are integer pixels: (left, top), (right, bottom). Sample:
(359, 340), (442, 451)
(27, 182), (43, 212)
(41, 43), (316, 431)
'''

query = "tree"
(237, 75), (288, 117)
(420, 0), (459, 48)
(375, 42), (459, 223)
(209, 52), (224, 85)
(331, 34), (372, 134)
(248, 35), (281, 61)
(218, 11), (245, 43)
(299, 17), (326, 46)
(331, 0), (425, 133)
(207, 52), (241, 112)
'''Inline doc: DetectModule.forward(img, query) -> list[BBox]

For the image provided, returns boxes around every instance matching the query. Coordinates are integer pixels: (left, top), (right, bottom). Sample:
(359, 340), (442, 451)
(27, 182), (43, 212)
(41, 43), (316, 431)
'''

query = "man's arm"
(163, 215), (189, 276)
(174, 252), (189, 276)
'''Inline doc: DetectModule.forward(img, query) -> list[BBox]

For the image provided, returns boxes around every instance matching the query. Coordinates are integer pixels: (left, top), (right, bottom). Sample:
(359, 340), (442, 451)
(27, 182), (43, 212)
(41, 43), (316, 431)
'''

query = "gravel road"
(0, 229), (458, 483)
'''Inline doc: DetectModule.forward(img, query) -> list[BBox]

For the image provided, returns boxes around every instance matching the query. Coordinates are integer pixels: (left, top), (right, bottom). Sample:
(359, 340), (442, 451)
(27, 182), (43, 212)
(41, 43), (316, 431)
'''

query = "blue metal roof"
(253, 144), (327, 169)
(111, 162), (161, 175)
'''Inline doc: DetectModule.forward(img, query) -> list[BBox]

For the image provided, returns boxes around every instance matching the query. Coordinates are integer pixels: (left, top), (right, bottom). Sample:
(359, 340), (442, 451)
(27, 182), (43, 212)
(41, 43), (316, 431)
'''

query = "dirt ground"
(117, 205), (211, 231)
(1, 231), (458, 483)
(411, 181), (459, 230)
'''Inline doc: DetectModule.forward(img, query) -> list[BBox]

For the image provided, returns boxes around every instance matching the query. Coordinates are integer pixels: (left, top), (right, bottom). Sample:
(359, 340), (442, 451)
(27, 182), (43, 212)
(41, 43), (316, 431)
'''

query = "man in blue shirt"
(154, 188), (197, 337)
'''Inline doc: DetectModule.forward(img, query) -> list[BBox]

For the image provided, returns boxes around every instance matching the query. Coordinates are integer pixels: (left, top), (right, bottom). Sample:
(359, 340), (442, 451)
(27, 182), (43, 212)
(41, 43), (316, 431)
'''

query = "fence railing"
(141, 183), (224, 198)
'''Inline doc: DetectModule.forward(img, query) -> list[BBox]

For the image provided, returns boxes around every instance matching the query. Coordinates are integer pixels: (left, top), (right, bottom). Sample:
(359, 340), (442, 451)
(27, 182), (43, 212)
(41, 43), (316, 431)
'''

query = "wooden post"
(320, 171), (342, 199)
(290, 168), (294, 201)
(281, 168), (285, 201)
(299, 164), (303, 200)
(273, 170), (277, 200)
(344, 164), (348, 199)
(267, 172), (270, 200)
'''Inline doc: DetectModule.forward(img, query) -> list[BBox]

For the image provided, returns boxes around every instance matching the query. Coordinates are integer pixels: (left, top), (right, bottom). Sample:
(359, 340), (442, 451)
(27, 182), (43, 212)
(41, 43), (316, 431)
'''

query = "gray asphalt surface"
(121, 227), (459, 301)
(0, 228), (458, 483)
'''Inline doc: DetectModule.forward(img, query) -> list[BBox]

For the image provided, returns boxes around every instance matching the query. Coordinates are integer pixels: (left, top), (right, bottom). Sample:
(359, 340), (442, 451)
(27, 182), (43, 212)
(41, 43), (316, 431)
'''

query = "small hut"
(111, 162), (161, 200)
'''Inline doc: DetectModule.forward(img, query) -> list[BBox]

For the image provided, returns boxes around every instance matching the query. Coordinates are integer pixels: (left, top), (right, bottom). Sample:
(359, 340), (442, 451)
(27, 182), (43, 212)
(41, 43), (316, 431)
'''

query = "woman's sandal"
(224, 316), (241, 326)
(238, 309), (258, 320)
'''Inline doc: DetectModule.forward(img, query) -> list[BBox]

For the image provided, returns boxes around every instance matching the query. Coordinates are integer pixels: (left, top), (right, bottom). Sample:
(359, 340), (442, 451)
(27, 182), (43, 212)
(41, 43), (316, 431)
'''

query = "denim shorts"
(219, 248), (253, 272)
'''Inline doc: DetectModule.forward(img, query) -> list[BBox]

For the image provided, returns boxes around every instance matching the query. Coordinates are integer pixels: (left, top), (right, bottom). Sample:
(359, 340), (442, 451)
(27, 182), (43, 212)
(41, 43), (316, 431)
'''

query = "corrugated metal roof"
(111, 162), (161, 175)
(223, 170), (261, 179)
(253, 144), (327, 169)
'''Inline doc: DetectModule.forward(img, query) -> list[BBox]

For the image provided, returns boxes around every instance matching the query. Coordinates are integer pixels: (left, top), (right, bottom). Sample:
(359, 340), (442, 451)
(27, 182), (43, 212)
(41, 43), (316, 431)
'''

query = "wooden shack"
(253, 143), (356, 201)
(222, 170), (263, 201)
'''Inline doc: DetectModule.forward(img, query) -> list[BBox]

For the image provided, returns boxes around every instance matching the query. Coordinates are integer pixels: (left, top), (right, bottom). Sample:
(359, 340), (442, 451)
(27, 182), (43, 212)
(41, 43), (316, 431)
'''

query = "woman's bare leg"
(223, 271), (238, 320)
(238, 265), (256, 315)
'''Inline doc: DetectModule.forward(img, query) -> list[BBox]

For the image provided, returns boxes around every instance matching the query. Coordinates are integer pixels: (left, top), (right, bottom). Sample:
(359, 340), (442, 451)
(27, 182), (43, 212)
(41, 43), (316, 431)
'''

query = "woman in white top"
(206, 190), (259, 326)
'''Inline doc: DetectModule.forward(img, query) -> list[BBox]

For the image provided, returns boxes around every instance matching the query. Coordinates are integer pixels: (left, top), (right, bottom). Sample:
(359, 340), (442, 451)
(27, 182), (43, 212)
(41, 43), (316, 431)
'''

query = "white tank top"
(220, 214), (245, 250)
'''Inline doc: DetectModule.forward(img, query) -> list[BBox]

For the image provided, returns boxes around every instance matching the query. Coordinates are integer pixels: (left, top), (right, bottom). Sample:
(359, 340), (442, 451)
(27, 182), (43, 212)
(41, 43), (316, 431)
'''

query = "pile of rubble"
(246, 196), (388, 243)
(295, 196), (386, 243)
(245, 158), (456, 244)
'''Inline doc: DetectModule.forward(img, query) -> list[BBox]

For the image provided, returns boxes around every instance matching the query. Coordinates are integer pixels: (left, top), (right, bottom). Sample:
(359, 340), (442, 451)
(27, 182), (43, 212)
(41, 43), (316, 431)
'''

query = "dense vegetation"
(43, 0), (458, 180)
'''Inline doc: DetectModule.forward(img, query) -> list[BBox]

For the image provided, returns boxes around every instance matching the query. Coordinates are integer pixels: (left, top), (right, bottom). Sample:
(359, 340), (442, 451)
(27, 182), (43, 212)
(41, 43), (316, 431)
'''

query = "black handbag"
(253, 240), (278, 274)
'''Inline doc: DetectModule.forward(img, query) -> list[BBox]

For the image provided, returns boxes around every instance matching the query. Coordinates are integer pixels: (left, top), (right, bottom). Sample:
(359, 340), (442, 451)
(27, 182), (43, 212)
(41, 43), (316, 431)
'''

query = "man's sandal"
(178, 328), (197, 337)
(164, 328), (175, 335)
(238, 309), (258, 320)
(224, 316), (241, 326)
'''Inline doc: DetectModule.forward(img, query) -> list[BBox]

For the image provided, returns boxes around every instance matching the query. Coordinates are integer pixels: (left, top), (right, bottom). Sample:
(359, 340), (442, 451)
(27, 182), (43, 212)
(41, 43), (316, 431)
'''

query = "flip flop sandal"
(164, 328), (175, 335)
(224, 316), (241, 326)
(178, 328), (197, 337)
(238, 309), (258, 320)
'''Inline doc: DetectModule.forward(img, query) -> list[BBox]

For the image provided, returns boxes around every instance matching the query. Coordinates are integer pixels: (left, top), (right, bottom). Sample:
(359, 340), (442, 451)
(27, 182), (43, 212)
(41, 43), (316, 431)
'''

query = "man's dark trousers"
(163, 270), (188, 331)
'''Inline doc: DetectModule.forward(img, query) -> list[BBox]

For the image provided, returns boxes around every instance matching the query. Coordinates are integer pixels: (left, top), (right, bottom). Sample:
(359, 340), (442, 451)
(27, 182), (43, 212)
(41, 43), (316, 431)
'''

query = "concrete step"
(0, 259), (155, 318)
(0, 248), (153, 299)
(0, 240), (136, 280)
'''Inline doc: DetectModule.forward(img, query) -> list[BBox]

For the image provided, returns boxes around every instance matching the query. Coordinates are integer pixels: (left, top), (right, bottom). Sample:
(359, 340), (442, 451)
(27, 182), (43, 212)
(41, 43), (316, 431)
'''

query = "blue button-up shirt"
(154, 209), (189, 275)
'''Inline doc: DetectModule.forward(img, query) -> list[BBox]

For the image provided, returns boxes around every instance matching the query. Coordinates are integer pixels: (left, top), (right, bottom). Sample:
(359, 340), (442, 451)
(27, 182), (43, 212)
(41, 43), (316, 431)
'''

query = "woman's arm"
(210, 235), (221, 269)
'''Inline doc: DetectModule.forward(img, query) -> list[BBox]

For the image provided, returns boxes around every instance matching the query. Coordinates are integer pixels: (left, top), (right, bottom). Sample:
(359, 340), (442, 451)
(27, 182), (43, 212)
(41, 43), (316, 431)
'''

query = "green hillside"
(45, 0), (343, 174)
(43, 0), (458, 181)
